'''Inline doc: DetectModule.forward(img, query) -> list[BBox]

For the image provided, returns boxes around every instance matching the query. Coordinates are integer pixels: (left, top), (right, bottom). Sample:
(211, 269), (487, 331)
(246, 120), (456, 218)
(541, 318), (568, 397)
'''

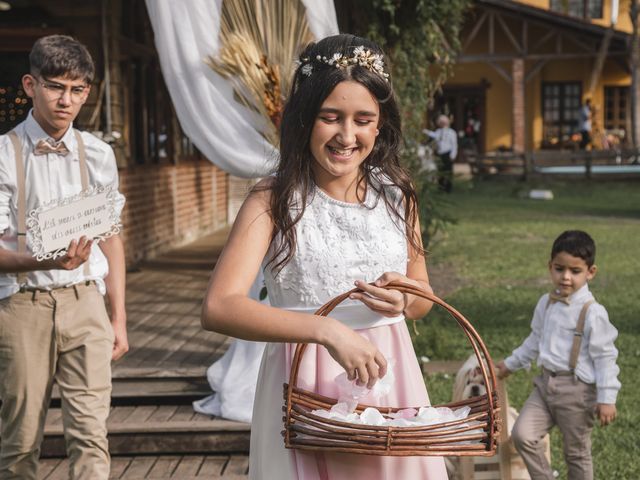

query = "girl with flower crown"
(201, 34), (448, 479)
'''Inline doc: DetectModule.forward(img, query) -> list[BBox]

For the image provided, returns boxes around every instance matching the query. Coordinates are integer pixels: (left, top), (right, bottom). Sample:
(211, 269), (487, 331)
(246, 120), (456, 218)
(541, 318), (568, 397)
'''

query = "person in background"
(579, 98), (592, 150)
(423, 114), (457, 193)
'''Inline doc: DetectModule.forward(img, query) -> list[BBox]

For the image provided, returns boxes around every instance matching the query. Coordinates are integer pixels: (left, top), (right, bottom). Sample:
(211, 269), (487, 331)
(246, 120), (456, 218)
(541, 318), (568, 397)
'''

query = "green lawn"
(415, 178), (640, 480)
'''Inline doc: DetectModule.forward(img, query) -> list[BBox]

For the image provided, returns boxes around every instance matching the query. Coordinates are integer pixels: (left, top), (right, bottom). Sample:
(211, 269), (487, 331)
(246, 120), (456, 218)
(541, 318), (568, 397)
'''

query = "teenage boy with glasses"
(0, 35), (127, 479)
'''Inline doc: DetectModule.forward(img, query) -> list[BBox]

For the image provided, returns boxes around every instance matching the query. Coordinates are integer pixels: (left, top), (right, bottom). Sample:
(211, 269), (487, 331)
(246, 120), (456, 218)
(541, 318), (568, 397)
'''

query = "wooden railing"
(466, 149), (640, 180)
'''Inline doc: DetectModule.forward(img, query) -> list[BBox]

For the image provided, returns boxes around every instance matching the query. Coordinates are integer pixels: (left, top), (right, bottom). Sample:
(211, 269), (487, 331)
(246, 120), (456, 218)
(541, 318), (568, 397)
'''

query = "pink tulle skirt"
(249, 321), (448, 480)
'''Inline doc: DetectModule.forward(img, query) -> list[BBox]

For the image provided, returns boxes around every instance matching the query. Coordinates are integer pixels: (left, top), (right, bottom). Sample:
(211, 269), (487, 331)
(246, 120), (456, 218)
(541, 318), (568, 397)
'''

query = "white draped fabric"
(193, 269), (269, 423)
(145, 0), (339, 178)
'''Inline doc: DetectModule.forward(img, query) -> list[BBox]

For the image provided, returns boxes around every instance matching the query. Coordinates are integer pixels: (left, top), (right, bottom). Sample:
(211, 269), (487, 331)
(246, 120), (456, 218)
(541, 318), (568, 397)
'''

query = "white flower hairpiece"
(299, 46), (389, 81)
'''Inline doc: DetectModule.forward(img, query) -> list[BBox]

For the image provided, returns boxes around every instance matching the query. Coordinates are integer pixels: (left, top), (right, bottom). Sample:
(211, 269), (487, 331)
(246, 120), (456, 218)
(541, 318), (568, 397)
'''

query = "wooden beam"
(489, 12), (495, 54)
(463, 11), (488, 52)
(556, 32), (563, 53)
(525, 60), (548, 83)
(488, 61), (512, 84)
(587, 27), (615, 96)
(433, 22), (453, 55)
(522, 20), (528, 54)
(564, 33), (596, 53)
(531, 29), (556, 53)
(496, 13), (522, 53)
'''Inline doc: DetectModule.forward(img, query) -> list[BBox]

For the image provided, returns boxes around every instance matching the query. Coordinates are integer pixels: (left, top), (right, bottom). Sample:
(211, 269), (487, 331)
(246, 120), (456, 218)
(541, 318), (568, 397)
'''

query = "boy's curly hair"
(551, 230), (596, 267)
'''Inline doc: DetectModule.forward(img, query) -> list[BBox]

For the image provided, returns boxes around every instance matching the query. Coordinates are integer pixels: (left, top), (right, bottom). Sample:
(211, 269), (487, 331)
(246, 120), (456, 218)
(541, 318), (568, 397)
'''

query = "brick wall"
(118, 158), (228, 266)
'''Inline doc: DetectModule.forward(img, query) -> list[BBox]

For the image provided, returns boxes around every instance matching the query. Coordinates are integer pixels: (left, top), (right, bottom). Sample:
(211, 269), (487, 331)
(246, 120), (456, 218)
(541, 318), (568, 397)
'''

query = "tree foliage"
(345, 0), (472, 246)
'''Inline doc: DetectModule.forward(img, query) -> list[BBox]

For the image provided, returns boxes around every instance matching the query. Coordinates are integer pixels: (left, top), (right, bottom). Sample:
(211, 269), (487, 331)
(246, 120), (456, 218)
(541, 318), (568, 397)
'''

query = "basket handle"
(287, 281), (498, 415)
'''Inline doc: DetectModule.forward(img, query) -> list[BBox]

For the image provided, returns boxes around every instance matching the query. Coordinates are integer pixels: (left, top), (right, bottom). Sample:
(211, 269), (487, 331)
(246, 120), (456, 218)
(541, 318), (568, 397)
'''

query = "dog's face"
(461, 365), (487, 399)
(452, 355), (488, 402)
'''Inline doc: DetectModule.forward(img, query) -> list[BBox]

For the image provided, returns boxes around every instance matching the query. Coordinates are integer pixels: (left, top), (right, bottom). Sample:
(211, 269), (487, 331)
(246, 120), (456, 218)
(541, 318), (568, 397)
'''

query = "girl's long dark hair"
(265, 34), (422, 273)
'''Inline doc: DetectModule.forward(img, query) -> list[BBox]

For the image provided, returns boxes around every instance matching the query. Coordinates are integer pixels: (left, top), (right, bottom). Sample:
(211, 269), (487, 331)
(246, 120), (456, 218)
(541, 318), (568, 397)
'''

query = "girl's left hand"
(350, 272), (426, 318)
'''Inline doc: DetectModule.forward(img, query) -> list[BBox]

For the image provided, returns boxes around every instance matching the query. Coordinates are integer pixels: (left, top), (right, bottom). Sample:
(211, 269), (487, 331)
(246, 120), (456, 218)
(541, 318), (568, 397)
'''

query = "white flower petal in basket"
(360, 407), (386, 426)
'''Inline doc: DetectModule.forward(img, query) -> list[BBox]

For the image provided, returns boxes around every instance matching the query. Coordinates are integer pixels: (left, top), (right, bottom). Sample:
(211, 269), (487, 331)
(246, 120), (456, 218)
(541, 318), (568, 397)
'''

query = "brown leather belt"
(18, 280), (96, 294)
(543, 367), (573, 377)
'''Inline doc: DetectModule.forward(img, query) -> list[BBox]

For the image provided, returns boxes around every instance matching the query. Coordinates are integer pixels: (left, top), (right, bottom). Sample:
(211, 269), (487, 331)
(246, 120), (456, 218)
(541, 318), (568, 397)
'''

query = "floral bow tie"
(549, 291), (570, 305)
(34, 139), (70, 156)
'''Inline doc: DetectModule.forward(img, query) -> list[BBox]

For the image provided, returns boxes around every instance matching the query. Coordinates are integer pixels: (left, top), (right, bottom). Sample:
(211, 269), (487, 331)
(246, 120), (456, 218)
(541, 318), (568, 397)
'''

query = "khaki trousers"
(511, 371), (597, 480)
(0, 283), (114, 480)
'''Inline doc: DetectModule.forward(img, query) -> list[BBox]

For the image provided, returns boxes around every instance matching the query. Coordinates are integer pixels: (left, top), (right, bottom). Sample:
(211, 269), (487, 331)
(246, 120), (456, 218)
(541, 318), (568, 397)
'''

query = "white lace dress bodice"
(263, 185), (408, 328)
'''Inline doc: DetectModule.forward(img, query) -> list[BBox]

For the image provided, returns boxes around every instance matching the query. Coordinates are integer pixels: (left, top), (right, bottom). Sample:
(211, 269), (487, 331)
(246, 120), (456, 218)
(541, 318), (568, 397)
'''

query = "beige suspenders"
(8, 129), (91, 288)
(7, 131), (27, 286)
(569, 300), (595, 373)
(545, 296), (595, 375)
(73, 130), (90, 191)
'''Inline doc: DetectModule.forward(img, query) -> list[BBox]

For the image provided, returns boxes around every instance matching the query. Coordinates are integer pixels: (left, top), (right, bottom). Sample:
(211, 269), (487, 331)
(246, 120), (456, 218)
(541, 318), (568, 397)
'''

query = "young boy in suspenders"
(0, 35), (127, 479)
(497, 230), (620, 480)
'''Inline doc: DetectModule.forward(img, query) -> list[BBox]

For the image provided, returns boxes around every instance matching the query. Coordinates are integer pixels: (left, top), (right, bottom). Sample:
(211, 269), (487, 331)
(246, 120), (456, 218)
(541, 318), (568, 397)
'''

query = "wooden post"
(512, 58), (525, 154)
(103, 0), (127, 167)
(497, 380), (513, 480)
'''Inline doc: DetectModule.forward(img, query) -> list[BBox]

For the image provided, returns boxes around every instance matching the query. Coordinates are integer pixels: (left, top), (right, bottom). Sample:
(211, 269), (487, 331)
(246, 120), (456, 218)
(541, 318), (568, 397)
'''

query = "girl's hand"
(322, 318), (387, 389)
(596, 403), (616, 426)
(350, 272), (426, 318)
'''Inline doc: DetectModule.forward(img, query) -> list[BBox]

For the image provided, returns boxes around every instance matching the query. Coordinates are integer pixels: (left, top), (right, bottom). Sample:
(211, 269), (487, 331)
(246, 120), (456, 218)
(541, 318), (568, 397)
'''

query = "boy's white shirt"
(0, 110), (126, 299)
(504, 283), (621, 404)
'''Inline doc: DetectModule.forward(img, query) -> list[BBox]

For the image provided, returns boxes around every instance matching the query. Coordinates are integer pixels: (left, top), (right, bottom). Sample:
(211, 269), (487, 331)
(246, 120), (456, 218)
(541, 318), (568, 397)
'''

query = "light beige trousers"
(0, 283), (114, 480)
(511, 371), (597, 480)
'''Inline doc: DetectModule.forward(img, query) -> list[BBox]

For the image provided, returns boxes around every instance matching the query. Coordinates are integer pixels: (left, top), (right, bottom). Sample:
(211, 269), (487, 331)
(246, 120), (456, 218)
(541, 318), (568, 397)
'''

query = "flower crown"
(299, 46), (389, 81)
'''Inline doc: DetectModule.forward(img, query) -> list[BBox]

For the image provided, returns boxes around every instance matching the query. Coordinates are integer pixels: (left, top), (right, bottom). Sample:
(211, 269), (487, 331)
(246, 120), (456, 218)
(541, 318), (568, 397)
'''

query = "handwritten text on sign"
(31, 190), (115, 255)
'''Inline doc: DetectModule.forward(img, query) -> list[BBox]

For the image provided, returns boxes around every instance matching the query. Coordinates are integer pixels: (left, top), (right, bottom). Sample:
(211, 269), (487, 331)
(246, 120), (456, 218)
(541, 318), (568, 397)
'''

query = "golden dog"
(446, 355), (550, 480)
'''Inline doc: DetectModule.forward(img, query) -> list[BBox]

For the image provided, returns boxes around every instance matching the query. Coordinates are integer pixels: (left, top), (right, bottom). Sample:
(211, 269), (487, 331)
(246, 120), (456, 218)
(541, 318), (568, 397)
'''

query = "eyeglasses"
(36, 77), (89, 104)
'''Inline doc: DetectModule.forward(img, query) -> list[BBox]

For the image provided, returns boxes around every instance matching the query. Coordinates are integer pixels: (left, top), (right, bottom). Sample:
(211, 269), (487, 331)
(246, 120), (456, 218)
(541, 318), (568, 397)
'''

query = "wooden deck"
(41, 405), (250, 458)
(38, 455), (249, 479)
(114, 227), (232, 379)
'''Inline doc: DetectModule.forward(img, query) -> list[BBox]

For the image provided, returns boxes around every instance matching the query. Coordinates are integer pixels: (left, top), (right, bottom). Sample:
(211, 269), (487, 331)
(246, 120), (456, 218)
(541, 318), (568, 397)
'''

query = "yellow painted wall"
(516, 0), (549, 9)
(514, 0), (633, 33)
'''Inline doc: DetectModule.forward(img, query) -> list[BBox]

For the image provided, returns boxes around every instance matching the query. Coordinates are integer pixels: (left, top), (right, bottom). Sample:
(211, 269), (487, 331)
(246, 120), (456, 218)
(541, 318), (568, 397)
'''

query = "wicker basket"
(282, 281), (501, 457)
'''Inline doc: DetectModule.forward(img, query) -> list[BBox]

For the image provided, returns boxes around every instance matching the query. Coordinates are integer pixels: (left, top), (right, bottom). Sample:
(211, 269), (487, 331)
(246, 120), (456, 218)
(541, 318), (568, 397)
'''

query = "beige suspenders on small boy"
(569, 300), (595, 374)
(8, 129), (91, 288)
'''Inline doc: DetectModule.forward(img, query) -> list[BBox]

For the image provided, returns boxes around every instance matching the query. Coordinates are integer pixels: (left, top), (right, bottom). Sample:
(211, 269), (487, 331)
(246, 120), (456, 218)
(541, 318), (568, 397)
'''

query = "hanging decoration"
(207, 0), (314, 147)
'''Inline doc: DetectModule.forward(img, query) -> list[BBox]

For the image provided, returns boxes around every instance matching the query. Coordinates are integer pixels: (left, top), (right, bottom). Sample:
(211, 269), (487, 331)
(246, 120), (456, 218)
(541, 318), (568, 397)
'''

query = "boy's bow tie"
(549, 292), (570, 305)
(34, 139), (70, 156)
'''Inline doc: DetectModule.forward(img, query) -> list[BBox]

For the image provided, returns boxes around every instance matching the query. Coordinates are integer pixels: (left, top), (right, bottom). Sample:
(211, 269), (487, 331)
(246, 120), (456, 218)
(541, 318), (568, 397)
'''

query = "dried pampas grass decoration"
(207, 0), (314, 147)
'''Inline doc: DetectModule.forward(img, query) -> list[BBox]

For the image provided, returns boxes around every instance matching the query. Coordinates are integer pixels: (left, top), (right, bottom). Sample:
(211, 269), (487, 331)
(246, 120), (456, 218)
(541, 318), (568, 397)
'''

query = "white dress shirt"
(424, 127), (458, 160)
(504, 284), (621, 404)
(0, 111), (125, 299)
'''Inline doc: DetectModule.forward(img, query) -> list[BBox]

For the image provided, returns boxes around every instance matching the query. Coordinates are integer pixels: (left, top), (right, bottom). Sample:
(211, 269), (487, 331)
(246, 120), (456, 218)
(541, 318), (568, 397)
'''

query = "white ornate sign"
(27, 185), (121, 261)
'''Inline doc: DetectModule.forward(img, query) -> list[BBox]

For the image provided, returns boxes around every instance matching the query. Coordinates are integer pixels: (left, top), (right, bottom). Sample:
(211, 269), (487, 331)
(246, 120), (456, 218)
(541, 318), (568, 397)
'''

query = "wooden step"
(38, 454), (249, 479)
(50, 375), (211, 405)
(39, 405), (250, 458)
